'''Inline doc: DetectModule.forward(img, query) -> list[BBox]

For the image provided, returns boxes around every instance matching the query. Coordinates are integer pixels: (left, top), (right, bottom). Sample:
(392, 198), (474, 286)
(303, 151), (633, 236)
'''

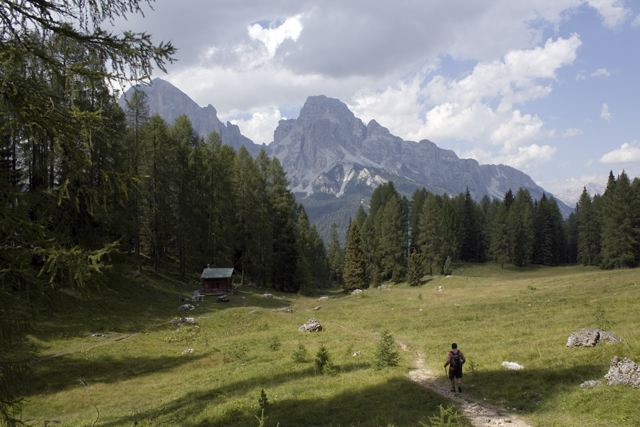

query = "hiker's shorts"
(449, 369), (462, 380)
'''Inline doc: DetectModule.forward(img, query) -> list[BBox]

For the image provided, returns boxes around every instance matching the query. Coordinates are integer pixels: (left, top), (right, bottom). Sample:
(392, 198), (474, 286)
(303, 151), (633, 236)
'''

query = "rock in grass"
(605, 356), (640, 388)
(319, 296), (329, 301)
(178, 304), (195, 311)
(262, 293), (274, 298)
(566, 329), (621, 348)
(275, 307), (292, 313)
(501, 361), (524, 370)
(580, 380), (603, 388)
(298, 318), (322, 332)
(351, 289), (363, 295)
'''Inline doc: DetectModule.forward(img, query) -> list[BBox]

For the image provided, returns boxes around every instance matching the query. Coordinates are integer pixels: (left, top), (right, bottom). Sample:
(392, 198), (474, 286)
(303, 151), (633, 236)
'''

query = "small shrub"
(268, 336), (281, 351)
(418, 293), (423, 300)
(391, 269), (402, 284)
(527, 284), (537, 291)
(291, 343), (307, 363)
(422, 405), (463, 426)
(374, 330), (399, 370)
(443, 257), (453, 276)
(315, 345), (331, 374)
(258, 389), (268, 408)
(594, 304), (613, 329)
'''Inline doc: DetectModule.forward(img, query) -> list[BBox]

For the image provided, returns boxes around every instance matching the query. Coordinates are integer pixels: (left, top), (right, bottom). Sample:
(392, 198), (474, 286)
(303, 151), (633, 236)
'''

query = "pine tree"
(601, 171), (638, 268)
(378, 195), (407, 278)
(575, 187), (600, 266)
(407, 251), (424, 286)
(489, 201), (510, 268)
(343, 221), (368, 292)
(268, 157), (298, 291)
(327, 223), (344, 284)
(418, 193), (444, 275)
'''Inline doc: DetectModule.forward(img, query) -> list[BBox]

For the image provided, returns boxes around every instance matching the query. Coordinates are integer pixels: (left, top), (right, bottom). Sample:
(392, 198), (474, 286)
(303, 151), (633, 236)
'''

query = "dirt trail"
(328, 323), (534, 427)
(405, 348), (534, 427)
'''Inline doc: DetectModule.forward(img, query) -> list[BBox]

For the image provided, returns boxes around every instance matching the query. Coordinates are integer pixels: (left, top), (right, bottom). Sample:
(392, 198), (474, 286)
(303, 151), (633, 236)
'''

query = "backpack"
(450, 350), (462, 369)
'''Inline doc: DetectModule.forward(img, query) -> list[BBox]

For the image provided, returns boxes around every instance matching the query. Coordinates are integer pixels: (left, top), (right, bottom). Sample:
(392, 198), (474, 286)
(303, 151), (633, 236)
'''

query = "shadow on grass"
(26, 353), (208, 397)
(460, 363), (606, 412)
(99, 375), (455, 427)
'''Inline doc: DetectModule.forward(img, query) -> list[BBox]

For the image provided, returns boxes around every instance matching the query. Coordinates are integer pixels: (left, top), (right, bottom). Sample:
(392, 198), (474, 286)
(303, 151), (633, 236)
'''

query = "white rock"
(501, 361), (525, 370)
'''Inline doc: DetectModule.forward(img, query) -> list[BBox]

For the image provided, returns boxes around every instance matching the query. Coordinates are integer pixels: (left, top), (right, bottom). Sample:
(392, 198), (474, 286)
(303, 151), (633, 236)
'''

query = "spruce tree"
(343, 221), (368, 292)
(327, 223), (344, 284)
(407, 251), (424, 286)
(575, 187), (600, 266)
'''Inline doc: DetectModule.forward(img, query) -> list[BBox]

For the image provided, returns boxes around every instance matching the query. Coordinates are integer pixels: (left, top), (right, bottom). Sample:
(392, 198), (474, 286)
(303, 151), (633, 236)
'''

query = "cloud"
(585, 0), (631, 28)
(248, 15), (304, 58)
(634, 14), (640, 26)
(563, 128), (584, 137)
(230, 107), (284, 145)
(599, 141), (640, 163)
(575, 71), (587, 80)
(600, 103), (612, 123)
(349, 35), (580, 171)
(591, 68), (610, 77)
(539, 174), (608, 205)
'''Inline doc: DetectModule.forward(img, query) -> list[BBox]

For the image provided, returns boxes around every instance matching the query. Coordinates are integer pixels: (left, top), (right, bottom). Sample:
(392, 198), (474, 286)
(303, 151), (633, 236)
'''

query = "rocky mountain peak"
(299, 95), (355, 122)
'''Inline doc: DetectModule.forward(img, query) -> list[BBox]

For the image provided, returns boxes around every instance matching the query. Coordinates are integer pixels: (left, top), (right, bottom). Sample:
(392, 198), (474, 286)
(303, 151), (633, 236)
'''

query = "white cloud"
(248, 15), (304, 58)
(540, 174), (608, 205)
(585, 0), (631, 28)
(633, 14), (640, 26)
(586, 159), (593, 166)
(229, 107), (284, 145)
(600, 103), (612, 123)
(576, 71), (587, 80)
(591, 68), (610, 77)
(349, 35), (580, 171)
(563, 128), (584, 137)
(599, 141), (640, 163)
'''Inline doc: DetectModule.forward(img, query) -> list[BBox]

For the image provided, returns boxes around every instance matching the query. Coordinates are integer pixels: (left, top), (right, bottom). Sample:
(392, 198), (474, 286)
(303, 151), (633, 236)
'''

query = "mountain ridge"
(119, 79), (573, 224)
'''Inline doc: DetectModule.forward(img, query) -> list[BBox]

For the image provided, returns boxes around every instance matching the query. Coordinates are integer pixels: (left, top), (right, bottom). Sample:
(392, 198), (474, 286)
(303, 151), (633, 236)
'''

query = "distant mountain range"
(121, 78), (573, 241)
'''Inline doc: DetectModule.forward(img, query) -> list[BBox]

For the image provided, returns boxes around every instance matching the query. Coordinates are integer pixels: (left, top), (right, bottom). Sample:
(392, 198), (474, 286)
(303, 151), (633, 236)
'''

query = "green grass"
(19, 261), (640, 426)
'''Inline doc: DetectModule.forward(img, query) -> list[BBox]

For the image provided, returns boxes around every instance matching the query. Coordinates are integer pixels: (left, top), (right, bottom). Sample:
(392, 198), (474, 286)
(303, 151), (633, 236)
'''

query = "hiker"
(444, 343), (465, 393)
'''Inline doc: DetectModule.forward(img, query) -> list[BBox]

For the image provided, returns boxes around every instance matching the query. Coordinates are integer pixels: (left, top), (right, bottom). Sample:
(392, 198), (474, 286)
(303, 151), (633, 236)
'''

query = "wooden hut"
(200, 267), (234, 296)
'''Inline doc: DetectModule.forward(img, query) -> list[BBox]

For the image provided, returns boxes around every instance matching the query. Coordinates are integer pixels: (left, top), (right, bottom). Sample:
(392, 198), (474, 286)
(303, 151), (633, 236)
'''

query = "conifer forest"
(1, 1), (640, 425)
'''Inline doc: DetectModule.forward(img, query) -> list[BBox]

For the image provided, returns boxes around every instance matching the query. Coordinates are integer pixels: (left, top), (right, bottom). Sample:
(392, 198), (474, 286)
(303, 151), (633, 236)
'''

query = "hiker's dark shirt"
(445, 350), (465, 371)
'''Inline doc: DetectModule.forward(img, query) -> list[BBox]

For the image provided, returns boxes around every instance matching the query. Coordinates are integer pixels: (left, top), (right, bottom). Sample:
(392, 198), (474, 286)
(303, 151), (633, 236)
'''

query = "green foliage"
(407, 251), (424, 286)
(391, 269), (402, 284)
(423, 405), (464, 427)
(374, 330), (399, 370)
(268, 336), (281, 352)
(594, 304), (613, 330)
(315, 345), (336, 375)
(258, 389), (269, 408)
(343, 221), (368, 292)
(291, 343), (308, 363)
(443, 257), (453, 276)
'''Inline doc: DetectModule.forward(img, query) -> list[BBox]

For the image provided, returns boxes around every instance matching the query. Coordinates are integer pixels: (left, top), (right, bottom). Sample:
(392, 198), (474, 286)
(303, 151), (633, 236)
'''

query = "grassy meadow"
(20, 261), (640, 426)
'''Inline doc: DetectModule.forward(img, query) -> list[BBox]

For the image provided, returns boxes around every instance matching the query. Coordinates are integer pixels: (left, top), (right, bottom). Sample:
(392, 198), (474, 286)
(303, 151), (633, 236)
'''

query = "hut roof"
(200, 267), (234, 279)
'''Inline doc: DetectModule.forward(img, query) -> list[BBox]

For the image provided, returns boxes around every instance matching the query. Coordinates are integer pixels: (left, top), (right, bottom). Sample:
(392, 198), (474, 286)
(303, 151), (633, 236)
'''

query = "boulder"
(580, 380), (603, 388)
(314, 306), (321, 310)
(275, 307), (292, 313)
(319, 296), (329, 301)
(262, 293), (274, 298)
(605, 356), (640, 387)
(351, 289), (363, 295)
(298, 318), (322, 332)
(566, 329), (621, 348)
(179, 304), (195, 311)
(501, 361), (524, 370)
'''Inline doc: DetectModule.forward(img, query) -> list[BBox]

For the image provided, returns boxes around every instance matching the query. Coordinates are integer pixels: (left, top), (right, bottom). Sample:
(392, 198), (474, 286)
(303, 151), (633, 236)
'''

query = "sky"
(113, 0), (640, 205)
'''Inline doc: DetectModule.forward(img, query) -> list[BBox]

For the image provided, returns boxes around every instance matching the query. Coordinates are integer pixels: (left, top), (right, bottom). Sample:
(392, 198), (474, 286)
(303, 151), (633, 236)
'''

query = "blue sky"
(114, 0), (640, 205)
